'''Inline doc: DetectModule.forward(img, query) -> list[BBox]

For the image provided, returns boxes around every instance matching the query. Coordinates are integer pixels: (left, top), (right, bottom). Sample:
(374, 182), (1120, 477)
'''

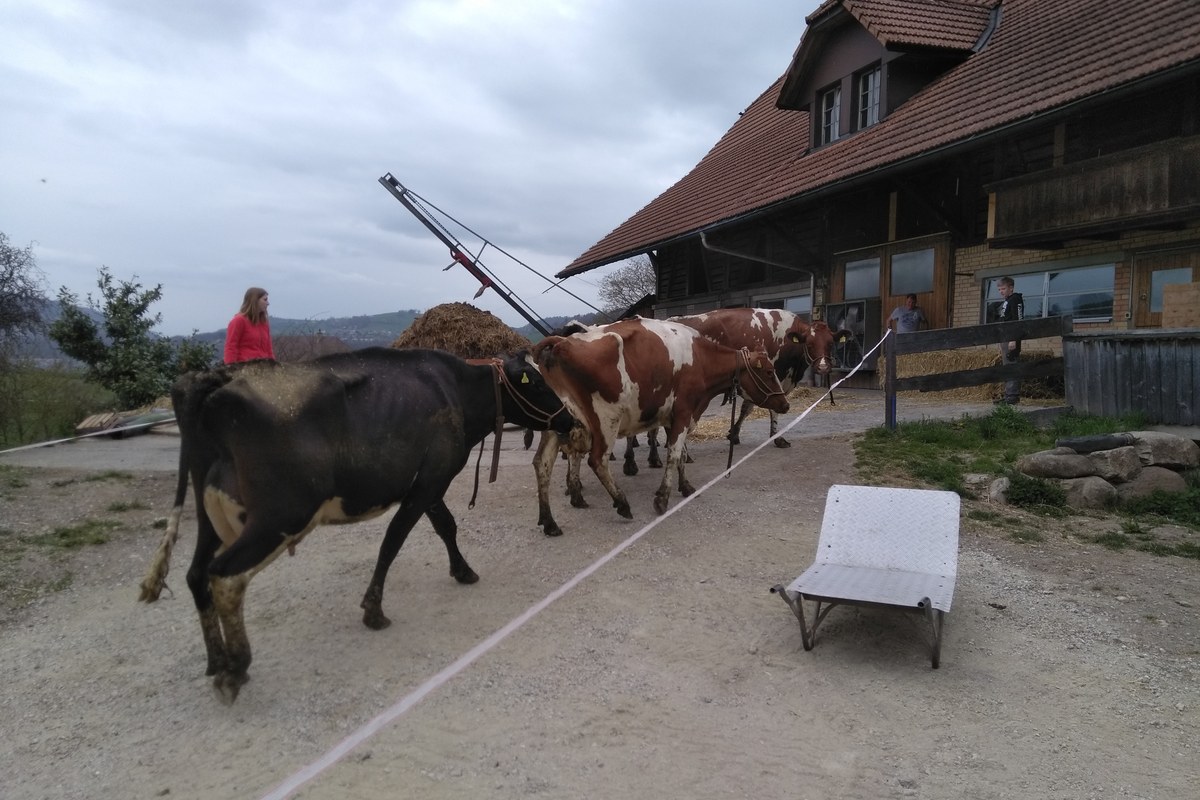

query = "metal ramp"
(771, 484), (960, 668)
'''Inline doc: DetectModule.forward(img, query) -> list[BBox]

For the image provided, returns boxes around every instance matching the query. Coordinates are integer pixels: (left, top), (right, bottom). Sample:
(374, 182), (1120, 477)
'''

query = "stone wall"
(996, 431), (1200, 509)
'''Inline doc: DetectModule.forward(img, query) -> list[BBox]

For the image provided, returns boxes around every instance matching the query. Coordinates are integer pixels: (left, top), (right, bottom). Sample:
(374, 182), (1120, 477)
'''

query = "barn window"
(889, 248), (935, 295)
(984, 264), (1115, 323)
(855, 65), (881, 130)
(844, 256), (880, 299)
(819, 84), (841, 145)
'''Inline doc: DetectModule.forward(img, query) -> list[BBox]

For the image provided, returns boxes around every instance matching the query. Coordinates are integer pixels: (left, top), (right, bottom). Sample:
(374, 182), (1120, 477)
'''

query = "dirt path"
(1, 411), (1197, 799)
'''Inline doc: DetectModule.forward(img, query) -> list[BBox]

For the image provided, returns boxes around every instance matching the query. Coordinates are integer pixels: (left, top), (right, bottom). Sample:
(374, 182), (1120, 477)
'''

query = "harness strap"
(490, 363), (504, 482)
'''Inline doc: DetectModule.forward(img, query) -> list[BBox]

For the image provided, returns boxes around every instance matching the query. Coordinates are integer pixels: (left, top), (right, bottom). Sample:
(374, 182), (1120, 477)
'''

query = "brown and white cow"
(670, 308), (837, 449)
(531, 317), (789, 536)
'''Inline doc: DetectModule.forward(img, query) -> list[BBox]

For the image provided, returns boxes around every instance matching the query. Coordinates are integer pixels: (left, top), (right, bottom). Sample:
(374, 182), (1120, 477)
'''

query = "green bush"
(0, 363), (116, 449)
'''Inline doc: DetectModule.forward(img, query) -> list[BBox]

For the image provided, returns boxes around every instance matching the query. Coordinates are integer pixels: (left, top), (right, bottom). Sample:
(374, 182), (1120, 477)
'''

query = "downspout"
(698, 230), (822, 306)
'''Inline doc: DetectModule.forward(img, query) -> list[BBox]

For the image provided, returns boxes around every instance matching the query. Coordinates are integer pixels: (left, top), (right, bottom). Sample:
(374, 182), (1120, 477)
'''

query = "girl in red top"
(223, 287), (276, 363)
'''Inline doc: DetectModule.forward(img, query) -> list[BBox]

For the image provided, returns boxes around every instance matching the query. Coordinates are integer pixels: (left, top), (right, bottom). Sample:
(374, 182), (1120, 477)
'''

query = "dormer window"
(855, 65), (881, 130)
(819, 84), (841, 145)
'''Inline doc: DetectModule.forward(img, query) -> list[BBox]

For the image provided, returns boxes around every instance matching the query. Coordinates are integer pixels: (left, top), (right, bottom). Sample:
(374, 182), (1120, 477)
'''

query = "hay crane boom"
(378, 173), (552, 336)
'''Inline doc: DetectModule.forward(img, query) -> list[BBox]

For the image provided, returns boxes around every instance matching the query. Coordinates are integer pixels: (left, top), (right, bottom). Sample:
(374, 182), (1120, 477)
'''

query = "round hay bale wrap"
(391, 302), (531, 359)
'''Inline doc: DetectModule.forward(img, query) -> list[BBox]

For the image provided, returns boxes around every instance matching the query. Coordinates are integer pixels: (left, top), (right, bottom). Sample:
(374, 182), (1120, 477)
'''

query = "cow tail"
(138, 439), (190, 603)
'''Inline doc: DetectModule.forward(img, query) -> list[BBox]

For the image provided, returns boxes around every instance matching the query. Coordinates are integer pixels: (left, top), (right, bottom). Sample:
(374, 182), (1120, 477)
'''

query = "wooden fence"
(883, 315), (1074, 429)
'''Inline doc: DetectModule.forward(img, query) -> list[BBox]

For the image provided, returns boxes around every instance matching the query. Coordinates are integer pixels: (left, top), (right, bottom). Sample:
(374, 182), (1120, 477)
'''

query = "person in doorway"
(995, 276), (1024, 405)
(888, 293), (927, 334)
(223, 287), (276, 364)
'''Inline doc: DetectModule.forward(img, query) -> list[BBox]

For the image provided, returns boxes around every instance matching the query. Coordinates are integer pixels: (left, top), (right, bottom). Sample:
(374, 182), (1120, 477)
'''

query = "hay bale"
(878, 348), (1061, 401)
(391, 302), (532, 359)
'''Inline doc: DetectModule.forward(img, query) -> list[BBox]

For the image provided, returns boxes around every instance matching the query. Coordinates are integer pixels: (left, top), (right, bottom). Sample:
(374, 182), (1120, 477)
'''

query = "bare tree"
(0, 232), (47, 366)
(597, 256), (656, 318)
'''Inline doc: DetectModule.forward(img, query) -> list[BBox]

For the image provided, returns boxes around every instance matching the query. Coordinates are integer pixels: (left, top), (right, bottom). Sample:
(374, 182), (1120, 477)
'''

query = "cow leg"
(727, 402), (754, 446)
(676, 449), (695, 498)
(205, 519), (298, 701)
(360, 499), (428, 630)
(566, 450), (588, 509)
(771, 410), (791, 448)
(653, 433), (686, 515)
(185, 517), (227, 678)
(647, 428), (663, 468)
(425, 498), (477, 585)
(533, 431), (564, 537)
(209, 573), (252, 704)
(586, 444), (632, 519)
(623, 435), (639, 476)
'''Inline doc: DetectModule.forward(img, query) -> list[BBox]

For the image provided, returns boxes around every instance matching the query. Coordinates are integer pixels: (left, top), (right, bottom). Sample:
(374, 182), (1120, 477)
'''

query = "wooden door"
(1133, 249), (1200, 327)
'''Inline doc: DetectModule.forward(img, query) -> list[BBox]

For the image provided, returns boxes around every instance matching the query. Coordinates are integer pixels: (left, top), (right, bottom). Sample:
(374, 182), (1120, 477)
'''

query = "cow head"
(801, 321), (838, 377)
(736, 349), (790, 414)
(501, 350), (576, 435)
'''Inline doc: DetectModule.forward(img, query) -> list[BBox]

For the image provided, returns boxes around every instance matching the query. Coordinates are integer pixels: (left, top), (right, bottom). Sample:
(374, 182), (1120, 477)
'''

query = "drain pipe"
(698, 229), (820, 300)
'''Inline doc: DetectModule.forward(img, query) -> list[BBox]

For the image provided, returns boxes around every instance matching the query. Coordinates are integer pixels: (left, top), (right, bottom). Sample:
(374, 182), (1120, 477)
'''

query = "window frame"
(818, 83), (841, 146)
(855, 65), (881, 130)
(982, 263), (1116, 324)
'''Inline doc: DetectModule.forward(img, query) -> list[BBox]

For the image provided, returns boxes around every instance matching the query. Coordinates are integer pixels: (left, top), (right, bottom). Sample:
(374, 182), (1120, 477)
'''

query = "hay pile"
(688, 386), (867, 441)
(391, 302), (532, 359)
(877, 348), (1061, 401)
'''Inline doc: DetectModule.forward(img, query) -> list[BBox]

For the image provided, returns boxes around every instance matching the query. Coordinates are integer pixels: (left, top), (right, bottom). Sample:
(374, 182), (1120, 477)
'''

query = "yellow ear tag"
(521, 373), (530, 384)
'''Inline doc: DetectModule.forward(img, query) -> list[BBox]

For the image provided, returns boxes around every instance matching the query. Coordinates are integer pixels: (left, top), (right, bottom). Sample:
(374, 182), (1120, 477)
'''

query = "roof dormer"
(778, 0), (998, 147)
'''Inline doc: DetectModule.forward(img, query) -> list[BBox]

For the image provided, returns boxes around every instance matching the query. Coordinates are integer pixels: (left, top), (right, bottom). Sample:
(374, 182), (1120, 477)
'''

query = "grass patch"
(83, 470), (135, 483)
(1122, 489), (1200, 528)
(1003, 472), (1068, 516)
(0, 464), (29, 490)
(106, 500), (149, 513)
(27, 519), (121, 549)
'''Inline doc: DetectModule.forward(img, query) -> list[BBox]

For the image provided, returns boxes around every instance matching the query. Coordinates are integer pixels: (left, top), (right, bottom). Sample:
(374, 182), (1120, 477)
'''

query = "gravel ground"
(1, 391), (1197, 799)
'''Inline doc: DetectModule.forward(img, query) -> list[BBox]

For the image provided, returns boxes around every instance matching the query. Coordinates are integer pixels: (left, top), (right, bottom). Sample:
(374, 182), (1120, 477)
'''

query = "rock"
(1016, 449), (1097, 479)
(1129, 431), (1200, 469)
(989, 476), (1010, 504)
(1060, 476), (1118, 509)
(1055, 433), (1136, 453)
(1116, 466), (1188, 501)
(1086, 446), (1142, 484)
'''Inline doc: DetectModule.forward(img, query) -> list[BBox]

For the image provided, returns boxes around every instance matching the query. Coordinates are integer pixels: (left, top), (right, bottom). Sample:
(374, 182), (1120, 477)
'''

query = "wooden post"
(884, 330), (897, 430)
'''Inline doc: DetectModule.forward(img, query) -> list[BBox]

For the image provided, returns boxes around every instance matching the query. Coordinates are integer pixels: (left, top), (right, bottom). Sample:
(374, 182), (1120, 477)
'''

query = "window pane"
(857, 67), (880, 129)
(821, 86), (841, 144)
(1047, 265), (1112, 293)
(984, 265), (1115, 323)
(890, 248), (934, 295)
(845, 257), (880, 299)
(784, 295), (812, 315)
(1150, 267), (1193, 312)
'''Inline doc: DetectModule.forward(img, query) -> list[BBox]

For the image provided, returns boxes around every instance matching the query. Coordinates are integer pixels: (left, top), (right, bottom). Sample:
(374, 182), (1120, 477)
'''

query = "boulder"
(1116, 466), (1188, 502)
(1060, 476), (1118, 509)
(1129, 431), (1200, 469)
(1016, 448), (1096, 479)
(1085, 445), (1142, 484)
(989, 476), (1010, 504)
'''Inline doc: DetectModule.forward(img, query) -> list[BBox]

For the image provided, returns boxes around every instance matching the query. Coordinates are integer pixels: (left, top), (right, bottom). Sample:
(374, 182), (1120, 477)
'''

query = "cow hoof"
(653, 496), (669, 515)
(648, 457), (663, 469)
(542, 523), (564, 537)
(615, 500), (633, 519)
(774, 437), (792, 449)
(213, 671), (249, 704)
(569, 494), (589, 509)
(684, 454), (694, 464)
(623, 460), (639, 477)
(725, 433), (741, 445)
(679, 482), (695, 497)
(452, 567), (480, 585)
(362, 608), (392, 630)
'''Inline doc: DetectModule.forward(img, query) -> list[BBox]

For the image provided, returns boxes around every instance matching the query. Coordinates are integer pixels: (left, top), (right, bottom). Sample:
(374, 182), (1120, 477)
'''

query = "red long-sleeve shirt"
(223, 314), (275, 364)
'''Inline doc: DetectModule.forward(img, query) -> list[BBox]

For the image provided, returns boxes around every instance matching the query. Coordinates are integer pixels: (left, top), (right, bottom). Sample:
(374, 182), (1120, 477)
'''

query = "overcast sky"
(2, 1), (817, 336)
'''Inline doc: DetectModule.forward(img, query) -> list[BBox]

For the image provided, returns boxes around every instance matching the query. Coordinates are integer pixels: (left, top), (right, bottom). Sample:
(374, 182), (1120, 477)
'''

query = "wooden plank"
(891, 315), (1073, 355)
(894, 358), (1064, 392)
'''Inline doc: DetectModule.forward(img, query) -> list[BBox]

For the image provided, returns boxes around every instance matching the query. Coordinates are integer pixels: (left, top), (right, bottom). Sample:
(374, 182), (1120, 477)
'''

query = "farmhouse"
(559, 0), (1200, 392)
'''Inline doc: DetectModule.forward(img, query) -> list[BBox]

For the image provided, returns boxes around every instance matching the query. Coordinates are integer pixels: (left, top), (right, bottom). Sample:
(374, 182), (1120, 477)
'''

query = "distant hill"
(15, 306), (603, 363)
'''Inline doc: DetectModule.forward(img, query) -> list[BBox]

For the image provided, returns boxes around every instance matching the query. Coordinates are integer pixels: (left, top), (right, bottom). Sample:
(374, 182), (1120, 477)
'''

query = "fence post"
(884, 329), (897, 430)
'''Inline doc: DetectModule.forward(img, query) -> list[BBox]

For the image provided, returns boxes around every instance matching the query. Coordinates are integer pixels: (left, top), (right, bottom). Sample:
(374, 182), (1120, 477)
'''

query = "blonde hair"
(238, 287), (269, 324)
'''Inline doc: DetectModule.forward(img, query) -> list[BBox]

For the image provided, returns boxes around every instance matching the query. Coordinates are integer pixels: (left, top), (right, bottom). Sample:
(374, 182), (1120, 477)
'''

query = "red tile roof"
(560, 0), (1200, 277)
(843, 0), (995, 51)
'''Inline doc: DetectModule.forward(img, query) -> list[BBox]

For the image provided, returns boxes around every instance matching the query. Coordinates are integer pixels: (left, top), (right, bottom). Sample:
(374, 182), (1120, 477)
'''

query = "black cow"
(138, 347), (573, 702)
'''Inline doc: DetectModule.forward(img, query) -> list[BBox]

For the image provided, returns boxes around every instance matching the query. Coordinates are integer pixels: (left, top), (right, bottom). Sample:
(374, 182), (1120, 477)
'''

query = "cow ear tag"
(521, 373), (530, 384)
(789, 333), (801, 343)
